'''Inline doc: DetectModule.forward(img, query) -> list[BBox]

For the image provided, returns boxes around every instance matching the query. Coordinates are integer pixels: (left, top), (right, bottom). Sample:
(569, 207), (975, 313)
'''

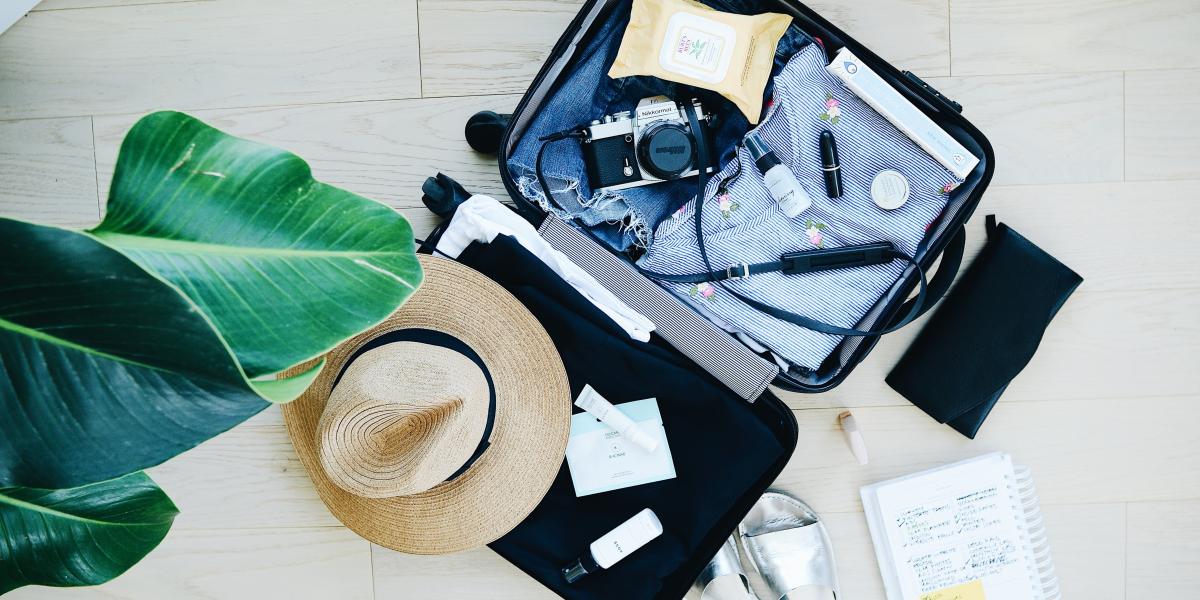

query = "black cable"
(685, 105), (716, 285)
(535, 128), (588, 211)
(714, 144), (744, 197)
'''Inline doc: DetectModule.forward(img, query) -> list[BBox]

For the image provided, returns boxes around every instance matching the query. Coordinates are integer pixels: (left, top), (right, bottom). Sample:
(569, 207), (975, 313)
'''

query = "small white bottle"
(745, 132), (812, 217)
(561, 508), (664, 583)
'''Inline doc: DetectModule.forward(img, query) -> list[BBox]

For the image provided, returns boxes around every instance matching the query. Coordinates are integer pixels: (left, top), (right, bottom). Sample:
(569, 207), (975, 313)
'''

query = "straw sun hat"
(282, 255), (571, 554)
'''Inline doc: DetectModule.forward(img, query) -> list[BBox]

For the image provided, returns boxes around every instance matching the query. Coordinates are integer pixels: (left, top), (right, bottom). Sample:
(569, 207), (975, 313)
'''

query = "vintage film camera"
(582, 96), (716, 192)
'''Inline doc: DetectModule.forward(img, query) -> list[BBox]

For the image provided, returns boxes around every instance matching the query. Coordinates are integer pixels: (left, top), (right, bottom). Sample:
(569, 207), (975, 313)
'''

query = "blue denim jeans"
(507, 0), (813, 252)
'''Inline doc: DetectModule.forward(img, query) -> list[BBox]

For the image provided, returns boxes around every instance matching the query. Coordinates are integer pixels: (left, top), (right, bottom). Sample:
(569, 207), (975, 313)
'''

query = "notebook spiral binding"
(1009, 466), (1062, 600)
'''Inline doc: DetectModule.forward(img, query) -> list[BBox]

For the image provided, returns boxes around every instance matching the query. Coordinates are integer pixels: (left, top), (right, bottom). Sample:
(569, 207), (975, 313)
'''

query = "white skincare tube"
(574, 385), (659, 452)
(826, 47), (979, 179)
(562, 508), (664, 583)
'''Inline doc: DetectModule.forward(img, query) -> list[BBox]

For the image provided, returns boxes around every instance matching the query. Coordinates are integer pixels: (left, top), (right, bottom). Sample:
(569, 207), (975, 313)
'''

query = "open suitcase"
(423, 1), (994, 597)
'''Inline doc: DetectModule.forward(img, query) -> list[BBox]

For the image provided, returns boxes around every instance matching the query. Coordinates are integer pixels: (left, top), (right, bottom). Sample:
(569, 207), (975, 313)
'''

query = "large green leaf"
(0, 472), (178, 595)
(0, 218), (318, 489)
(89, 111), (423, 379)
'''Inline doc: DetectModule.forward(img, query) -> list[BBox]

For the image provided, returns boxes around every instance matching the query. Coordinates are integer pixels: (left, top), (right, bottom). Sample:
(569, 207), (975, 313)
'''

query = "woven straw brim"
(316, 342), (492, 498)
(282, 255), (571, 554)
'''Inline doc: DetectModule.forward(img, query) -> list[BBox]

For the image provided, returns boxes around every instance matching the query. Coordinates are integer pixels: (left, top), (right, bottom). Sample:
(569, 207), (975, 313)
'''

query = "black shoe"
(464, 111), (511, 154)
(421, 173), (474, 219)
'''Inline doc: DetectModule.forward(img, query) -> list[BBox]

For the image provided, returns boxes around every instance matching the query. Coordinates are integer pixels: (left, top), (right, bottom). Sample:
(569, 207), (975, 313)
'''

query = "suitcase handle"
(903, 71), (963, 114)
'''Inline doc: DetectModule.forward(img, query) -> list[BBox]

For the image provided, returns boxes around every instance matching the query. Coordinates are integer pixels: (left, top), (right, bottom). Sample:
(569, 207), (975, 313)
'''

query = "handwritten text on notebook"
(863, 453), (1045, 599)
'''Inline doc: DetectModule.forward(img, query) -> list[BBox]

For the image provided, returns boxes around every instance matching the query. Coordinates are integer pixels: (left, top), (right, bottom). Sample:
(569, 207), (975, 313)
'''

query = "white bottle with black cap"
(561, 508), (663, 584)
(745, 131), (812, 218)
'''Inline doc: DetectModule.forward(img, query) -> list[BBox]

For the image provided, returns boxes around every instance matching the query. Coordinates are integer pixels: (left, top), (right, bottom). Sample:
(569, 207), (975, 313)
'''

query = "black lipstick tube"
(820, 130), (842, 198)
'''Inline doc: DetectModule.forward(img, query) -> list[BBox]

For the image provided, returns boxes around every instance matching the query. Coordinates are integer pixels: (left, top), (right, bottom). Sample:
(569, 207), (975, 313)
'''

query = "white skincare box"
(565, 398), (675, 497)
(826, 48), (979, 180)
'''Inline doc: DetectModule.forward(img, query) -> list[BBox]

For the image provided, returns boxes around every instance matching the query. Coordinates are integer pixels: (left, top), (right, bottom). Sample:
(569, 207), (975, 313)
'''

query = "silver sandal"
(738, 491), (840, 600)
(691, 534), (758, 600)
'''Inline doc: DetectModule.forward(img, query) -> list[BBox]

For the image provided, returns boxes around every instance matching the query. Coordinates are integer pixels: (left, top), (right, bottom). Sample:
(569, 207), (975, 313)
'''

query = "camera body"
(582, 96), (716, 192)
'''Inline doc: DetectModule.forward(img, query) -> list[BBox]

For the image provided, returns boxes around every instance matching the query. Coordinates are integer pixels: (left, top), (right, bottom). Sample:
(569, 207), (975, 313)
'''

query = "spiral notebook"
(861, 453), (1060, 600)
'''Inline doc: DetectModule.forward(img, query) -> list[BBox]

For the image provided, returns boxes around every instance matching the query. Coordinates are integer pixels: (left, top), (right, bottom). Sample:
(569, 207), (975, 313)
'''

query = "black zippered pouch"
(886, 216), (1083, 438)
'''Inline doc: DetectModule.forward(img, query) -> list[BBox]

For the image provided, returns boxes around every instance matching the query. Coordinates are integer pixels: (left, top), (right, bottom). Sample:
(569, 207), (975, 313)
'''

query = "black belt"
(639, 243), (933, 337)
(641, 242), (901, 284)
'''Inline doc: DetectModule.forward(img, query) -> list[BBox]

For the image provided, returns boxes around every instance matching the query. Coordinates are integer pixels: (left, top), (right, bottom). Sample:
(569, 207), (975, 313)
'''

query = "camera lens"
(636, 122), (695, 180)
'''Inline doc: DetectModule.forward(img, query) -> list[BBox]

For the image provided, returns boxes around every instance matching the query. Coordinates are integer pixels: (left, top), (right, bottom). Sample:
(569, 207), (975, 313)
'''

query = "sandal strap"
(742, 525), (836, 600)
(693, 536), (754, 599)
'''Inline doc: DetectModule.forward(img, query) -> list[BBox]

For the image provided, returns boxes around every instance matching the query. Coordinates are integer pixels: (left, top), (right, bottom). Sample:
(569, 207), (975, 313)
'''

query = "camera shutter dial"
(636, 122), (695, 180)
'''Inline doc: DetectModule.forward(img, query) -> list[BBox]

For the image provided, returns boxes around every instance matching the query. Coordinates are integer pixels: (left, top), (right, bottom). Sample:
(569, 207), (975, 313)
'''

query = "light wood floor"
(2, 1), (1198, 598)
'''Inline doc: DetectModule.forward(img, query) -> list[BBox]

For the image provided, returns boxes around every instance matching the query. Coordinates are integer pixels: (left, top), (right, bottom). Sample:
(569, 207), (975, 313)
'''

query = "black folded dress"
(886, 216), (1083, 438)
(455, 234), (786, 600)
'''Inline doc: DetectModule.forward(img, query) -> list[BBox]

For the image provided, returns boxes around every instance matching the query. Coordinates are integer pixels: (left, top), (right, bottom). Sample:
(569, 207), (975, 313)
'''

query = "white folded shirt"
(435, 195), (655, 343)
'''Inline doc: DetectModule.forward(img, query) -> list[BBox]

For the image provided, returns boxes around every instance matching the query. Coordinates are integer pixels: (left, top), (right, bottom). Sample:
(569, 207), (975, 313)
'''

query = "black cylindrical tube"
(820, 130), (842, 198)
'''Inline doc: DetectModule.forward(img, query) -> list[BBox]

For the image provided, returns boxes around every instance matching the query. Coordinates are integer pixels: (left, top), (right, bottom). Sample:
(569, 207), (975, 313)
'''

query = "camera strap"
(636, 102), (952, 338)
(534, 128), (589, 211)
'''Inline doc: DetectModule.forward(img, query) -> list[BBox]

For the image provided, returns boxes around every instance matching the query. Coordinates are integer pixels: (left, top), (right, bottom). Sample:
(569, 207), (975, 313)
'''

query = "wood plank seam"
(89, 115), (100, 217)
(1123, 502), (1130, 600)
(415, 0), (425, 99)
(1122, 70), (1128, 182)
(0, 95), (448, 125)
(31, 1), (212, 13)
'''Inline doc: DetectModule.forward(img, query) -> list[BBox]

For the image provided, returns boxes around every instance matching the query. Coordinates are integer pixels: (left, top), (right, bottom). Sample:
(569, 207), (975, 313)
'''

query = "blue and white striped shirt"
(637, 44), (963, 371)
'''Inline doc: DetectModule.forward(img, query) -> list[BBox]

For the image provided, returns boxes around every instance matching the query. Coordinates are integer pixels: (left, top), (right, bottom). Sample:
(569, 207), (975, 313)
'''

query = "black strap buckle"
(725, 263), (751, 280)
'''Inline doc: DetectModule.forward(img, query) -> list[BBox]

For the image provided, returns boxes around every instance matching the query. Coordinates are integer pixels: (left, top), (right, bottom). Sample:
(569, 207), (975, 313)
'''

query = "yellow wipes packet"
(608, 0), (792, 124)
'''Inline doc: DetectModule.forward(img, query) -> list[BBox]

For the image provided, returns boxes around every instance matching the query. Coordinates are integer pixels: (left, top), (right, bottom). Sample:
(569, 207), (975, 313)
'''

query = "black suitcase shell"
(431, 1), (994, 597)
(494, 0), (995, 394)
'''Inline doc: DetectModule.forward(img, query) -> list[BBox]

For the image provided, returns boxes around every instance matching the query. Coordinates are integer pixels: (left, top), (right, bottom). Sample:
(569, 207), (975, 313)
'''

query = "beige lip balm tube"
(839, 411), (869, 465)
